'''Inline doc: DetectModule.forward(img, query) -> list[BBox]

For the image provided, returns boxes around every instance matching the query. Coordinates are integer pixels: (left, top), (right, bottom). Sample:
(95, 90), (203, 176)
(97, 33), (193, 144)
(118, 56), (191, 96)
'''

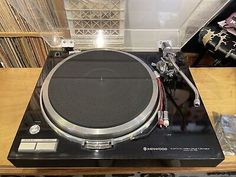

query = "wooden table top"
(0, 68), (235, 175)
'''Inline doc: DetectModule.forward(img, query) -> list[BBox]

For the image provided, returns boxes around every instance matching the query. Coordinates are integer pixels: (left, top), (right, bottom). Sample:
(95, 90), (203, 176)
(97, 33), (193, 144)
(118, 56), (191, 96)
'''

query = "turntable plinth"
(0, 68), (236, 174)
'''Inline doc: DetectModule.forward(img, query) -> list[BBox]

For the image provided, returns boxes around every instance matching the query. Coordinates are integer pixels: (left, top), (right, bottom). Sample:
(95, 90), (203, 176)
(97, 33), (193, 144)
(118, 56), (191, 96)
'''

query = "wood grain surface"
(0, 68), (235, 175)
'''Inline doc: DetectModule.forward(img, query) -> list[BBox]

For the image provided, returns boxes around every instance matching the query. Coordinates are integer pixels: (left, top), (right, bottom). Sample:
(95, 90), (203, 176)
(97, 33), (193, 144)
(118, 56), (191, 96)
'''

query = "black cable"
(164, 85), (186, 131)
(161, 82), (168, 111)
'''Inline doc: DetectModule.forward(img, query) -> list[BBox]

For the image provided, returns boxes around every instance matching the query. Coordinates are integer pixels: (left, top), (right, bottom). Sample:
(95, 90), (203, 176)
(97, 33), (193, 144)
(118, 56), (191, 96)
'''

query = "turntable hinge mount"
(60, 39), (75, 52)
(84, 140), (113, 150)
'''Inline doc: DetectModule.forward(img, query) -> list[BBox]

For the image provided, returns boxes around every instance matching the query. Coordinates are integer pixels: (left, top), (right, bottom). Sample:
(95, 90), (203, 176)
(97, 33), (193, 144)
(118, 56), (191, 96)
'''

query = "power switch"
(35, 142), (57, 152)
(18, 142), (36, 152)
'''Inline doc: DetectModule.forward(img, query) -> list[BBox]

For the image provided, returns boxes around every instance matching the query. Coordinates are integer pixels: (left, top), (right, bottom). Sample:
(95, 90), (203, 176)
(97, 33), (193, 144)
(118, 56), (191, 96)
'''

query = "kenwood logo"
(143, 147), (167, 151)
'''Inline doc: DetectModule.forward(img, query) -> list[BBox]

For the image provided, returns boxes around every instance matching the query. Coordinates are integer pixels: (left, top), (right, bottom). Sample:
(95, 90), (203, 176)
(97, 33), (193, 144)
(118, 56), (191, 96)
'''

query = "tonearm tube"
(160, 42), (200, 107)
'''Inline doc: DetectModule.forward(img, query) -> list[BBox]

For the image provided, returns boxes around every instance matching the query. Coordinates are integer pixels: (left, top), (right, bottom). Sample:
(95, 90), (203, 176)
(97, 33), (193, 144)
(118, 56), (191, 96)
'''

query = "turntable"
(8, 47), (224, 167)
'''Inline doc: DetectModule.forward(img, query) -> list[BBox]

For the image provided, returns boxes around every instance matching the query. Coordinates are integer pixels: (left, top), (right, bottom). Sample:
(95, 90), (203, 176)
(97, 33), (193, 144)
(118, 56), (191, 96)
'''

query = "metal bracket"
(60, 39), (75, 51)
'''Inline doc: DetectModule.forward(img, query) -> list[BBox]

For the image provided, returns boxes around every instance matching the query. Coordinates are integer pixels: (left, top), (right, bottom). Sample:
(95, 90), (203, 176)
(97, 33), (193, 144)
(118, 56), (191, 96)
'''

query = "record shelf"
(0, 0), (66, 68)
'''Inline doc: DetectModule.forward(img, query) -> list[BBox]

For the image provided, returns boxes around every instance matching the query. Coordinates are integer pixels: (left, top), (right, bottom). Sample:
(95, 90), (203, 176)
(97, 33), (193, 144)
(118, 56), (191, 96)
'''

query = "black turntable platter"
(48, 50), (153, 128)
(41, 50), (158, 139)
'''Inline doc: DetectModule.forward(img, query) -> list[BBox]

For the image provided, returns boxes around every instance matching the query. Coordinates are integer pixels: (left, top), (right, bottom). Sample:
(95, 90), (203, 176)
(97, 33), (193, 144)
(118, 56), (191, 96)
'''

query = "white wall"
(125, 0), (201, 29)
(123, 0), (230, 51)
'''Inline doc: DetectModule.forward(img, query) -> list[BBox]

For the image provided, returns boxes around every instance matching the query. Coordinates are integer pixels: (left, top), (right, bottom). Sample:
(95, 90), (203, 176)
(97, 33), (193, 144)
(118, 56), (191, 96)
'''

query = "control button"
(18, 139), (58, 153)
(18, 142), (36, 152)
(35, 142), (57, 152)
(29, 125), (40, 135)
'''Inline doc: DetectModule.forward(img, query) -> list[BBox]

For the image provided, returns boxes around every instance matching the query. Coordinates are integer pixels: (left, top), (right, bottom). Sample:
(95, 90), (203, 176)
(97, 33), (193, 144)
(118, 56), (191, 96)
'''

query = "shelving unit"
(0, 36), (49, 67)
(0, 0), (66, 68)
(64, 0), (125, 49)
